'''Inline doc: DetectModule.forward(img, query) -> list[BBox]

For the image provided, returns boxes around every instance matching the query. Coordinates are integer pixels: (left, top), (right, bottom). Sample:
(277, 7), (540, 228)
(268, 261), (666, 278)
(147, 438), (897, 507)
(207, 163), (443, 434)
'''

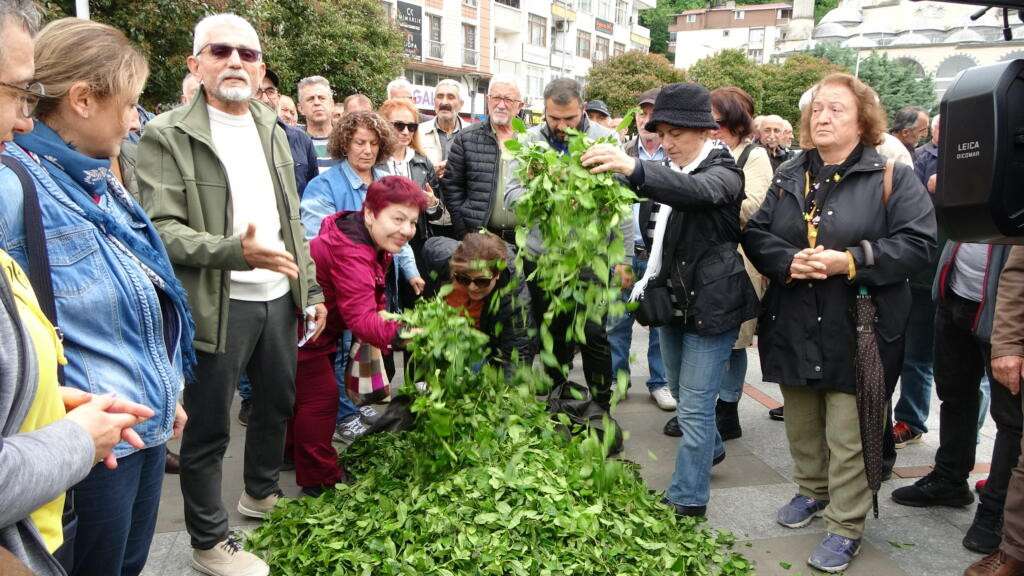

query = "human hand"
(64, 394), (153, 470)
(409, 276), (425, 295)
(307, 303), (327, 342)
(580, 144), (635, 177)
(992, 355), (1024, 395)
(172, 403), (187, 439)
(789, 246), (828, 280)
(423, 183), (440, 209)
(927, 174), (937, 194)
(434, 160), (446, 179)
(60, 387), (91, 412)
(804, 248), (851, 277)
(615, 263), (634, 291)
(241, 223), (299, 279)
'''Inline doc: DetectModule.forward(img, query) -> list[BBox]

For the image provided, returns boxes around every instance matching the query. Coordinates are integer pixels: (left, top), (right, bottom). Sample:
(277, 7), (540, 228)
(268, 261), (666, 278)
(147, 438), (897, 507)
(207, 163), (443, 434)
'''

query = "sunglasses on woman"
(454, 274), (494, 288)
(197, 42), (262, 63)
(392, 121), (419, 133)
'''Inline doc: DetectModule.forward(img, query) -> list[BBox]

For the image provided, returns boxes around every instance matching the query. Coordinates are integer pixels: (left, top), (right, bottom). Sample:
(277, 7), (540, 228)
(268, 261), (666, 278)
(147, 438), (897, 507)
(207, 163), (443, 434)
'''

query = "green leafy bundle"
(248, 295), (752, 575)
(505, 119), (637, 372)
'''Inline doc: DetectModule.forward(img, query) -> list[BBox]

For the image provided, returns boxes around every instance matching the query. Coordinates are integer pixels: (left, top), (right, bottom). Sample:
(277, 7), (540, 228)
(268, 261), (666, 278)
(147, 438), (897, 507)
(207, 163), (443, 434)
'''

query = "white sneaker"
(358, 404), (380, 422)
(332, 415), (369, 446)
(237, 490), (281, 519)
(650, 387), (677, 411)
(192, 537), (269, 576)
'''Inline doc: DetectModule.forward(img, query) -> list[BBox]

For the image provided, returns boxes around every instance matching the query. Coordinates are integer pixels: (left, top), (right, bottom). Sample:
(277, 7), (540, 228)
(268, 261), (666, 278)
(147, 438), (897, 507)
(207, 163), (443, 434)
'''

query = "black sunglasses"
(392, 121), (419, 133)
(454, 273), (494, 288)
(198, 42), (262, 63)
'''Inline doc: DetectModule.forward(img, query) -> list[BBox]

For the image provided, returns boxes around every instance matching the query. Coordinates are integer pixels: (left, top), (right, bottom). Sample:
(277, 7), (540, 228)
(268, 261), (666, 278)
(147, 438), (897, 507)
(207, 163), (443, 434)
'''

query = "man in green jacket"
(137, 13), (325, 576)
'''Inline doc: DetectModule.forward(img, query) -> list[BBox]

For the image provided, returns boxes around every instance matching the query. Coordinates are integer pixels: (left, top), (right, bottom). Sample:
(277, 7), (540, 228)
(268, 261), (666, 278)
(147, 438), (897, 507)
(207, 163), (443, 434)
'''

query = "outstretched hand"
(241, 223), (299, 279)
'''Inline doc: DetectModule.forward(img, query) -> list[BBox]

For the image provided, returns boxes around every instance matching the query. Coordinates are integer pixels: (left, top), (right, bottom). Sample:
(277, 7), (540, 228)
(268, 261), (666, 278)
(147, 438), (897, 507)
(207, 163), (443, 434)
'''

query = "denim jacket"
(0, 144), (182, 456)
(300, 159), (420, 280)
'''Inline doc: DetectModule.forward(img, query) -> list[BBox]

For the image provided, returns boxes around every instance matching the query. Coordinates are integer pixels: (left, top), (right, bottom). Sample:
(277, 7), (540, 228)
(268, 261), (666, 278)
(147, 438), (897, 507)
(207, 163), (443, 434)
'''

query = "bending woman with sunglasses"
(377, 98), (446, 296)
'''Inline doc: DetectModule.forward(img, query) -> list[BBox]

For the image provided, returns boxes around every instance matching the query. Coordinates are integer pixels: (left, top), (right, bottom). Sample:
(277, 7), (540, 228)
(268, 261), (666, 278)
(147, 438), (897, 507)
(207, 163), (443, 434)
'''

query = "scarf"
(15, 122), (197, 382)
(630, 139), (716, 302)
(804, 144), (864, 221)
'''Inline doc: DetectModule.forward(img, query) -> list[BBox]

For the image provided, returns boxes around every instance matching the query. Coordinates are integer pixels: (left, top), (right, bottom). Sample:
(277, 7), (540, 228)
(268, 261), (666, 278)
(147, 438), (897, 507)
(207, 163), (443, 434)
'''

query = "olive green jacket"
(137, 90), (322, 354)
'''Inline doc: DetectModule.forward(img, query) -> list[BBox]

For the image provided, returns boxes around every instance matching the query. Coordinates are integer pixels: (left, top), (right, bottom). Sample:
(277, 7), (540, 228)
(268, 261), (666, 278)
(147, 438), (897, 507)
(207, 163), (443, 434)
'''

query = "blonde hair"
(33, 18), (149, 120)
(378, 98), (424, 156)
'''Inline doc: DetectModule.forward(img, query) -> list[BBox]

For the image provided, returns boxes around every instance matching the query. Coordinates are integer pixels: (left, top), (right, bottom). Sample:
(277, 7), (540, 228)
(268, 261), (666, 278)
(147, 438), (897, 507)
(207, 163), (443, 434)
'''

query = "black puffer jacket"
(442, 121), (501, 238)
(628, 145), (759, 335)
(742, 146), (937, 393)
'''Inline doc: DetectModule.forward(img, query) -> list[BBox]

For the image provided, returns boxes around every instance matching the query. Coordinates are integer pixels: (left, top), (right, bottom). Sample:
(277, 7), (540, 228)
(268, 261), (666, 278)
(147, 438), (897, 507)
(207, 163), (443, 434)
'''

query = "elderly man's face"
(188, 24), (264, 108)
(434, 84), (462, 122)
(257, 76), (280, 109)
(0, 20), (35, 145)
(390, 85), (413, 100)
(487, 83), (523, 127)
(277, 95), (298, 125)
(760, 121), (785, 149)
(332, 103), (344, 124)
(299, 83), (334, 125)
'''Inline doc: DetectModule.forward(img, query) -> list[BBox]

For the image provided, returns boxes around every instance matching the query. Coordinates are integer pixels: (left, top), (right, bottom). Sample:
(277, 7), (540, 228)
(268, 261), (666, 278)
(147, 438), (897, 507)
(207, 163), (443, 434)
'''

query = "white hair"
(297, 75), (332, 98)
(387, 76), (413, 96)
(193, 13), (260, 56)
(435, 78), (467, 101)
(781, 119), (793, 131)
(798, 86), (815, 112)
(931, 114), (940, 130)
(487, 73), (522, 98)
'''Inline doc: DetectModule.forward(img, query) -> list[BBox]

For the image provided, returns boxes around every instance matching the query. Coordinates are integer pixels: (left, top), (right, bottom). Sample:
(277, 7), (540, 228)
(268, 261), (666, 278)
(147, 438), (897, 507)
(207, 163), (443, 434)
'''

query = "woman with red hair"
(286, 176), (428, 497)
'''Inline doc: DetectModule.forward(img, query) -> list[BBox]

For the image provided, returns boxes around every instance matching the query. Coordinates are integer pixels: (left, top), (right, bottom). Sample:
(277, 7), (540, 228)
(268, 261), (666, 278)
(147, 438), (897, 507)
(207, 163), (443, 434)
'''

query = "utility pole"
(75, 0), (89, 19)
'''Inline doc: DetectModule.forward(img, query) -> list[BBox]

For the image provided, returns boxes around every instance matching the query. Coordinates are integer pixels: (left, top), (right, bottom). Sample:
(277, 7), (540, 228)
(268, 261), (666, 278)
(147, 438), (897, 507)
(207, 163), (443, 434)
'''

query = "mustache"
(438, 104), (453, 112)
(217, 70), (250, 84)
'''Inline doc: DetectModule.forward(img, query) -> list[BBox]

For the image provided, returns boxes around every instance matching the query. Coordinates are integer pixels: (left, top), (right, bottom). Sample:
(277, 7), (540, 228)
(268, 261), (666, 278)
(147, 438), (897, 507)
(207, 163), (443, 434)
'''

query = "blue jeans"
(334, 331), (359, 423)
(608, 254), (667, 392)
(659, 325), (738, 507)
(719, 348), (748, 403)
(68, 445), (164, 576)
(894, 288), (935, 434)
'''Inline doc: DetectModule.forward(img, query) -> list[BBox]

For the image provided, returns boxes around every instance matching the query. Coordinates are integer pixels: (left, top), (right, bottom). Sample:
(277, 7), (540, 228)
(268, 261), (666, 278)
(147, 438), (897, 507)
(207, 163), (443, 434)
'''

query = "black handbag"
(635, 282), (673, 327)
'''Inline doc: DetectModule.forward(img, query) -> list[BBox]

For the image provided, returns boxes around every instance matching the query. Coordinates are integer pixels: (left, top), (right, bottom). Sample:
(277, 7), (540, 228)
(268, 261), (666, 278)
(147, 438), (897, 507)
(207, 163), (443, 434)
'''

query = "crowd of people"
(1, 1), (1024, 576)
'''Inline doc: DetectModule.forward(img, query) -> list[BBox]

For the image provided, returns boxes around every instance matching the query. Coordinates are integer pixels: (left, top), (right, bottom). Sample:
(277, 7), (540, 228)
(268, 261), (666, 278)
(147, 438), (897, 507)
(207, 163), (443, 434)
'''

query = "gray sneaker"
(808, 532), (861, 573)
(358, 405), (380, 423)
(192, 536), (268, 576)
(777, 494), (828, 528)
(332, 415), (369, 446)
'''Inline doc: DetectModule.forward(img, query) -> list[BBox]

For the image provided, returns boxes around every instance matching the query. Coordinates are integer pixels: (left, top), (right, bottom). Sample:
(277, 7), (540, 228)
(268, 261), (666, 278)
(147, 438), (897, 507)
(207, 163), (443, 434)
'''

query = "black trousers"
(933, 293), (1023, 515)
(180, 295), (298, 550)
(523, 260), (612, 408)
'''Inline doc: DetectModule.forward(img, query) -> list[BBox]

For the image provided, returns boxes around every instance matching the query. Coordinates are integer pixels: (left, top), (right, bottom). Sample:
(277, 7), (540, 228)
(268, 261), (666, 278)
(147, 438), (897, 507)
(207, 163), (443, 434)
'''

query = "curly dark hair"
(327, 110), (395, 163)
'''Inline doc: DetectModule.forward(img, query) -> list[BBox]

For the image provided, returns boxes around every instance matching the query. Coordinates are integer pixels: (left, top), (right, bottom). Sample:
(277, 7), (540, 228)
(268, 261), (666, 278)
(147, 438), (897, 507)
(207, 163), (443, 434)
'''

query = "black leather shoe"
(164, 448), (181, 475)
(713, 452), (725, 467)
(768, 406), (784, 421)
(891, 473), (974, 508)
(663, 416), (682, 437)
(237, 399), (251, 427)
(661, 496), (706, 518)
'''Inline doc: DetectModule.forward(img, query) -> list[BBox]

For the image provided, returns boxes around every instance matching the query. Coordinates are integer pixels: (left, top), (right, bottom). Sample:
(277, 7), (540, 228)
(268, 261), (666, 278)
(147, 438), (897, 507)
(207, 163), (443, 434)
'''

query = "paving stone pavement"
(143, 323), (996, 576)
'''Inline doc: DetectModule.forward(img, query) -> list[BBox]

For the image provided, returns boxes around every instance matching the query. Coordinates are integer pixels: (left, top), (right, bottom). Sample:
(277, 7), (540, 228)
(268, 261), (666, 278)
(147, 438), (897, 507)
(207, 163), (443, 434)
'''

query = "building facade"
(668, 1), (794, 69)
(384, 0), (654, 117)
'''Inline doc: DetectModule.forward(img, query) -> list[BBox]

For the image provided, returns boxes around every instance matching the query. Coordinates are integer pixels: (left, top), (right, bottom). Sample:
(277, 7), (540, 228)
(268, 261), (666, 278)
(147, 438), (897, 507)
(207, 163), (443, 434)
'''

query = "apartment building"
(668, 1), (793, 69)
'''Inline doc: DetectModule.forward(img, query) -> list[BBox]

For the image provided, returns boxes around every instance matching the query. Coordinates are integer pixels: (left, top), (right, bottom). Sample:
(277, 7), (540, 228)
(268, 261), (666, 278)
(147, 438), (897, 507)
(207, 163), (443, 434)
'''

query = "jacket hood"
(318, 210), (374, 252)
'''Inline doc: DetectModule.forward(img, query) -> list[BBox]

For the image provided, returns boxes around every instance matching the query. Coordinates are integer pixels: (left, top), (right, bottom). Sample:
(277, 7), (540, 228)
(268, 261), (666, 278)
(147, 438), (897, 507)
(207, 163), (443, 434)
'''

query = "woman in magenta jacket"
(287, 176), (429, 496)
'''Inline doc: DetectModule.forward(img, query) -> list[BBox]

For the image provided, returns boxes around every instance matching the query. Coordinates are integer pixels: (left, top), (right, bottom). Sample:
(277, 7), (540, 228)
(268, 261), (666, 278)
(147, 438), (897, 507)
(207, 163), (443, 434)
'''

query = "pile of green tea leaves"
(248, 119), (754, 576)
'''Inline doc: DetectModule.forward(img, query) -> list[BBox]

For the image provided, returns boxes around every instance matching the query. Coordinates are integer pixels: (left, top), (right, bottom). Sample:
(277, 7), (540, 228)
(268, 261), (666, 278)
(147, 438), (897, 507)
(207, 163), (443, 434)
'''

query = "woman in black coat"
(581, 83), (759, 520)
(742, 73), (937, 573)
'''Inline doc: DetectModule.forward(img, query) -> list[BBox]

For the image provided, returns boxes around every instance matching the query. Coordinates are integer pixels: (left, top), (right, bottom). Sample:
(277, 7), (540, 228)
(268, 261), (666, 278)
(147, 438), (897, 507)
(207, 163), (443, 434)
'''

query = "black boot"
(716, 399), (742, 441)
(964, 503), (1004, 554)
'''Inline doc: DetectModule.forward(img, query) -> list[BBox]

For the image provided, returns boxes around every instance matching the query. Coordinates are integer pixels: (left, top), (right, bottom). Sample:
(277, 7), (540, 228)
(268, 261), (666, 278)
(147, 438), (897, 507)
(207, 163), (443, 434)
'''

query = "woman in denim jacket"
(0, 19), (192, 576)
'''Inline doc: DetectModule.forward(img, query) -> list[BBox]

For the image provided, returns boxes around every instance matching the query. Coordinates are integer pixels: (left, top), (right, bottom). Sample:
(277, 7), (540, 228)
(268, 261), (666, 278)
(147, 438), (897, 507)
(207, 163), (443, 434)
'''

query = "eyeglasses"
(257, 86), (279, 98)
(488, 95), (523, 107)
(392, 121), (419, 133)
(454, 273), (494, 288)
(0, 81), (45, 118)
(197, 43), (262, 63)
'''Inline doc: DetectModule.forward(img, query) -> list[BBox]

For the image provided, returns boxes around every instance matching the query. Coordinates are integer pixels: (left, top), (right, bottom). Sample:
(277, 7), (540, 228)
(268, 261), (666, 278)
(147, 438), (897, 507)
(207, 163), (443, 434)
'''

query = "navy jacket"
(282, 120), (318, 197)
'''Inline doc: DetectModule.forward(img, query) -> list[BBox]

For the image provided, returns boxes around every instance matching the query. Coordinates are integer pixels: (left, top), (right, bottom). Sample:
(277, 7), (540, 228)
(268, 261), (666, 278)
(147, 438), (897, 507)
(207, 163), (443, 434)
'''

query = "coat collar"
(773, 145), (887, 192)
(173, 88), (280, 147)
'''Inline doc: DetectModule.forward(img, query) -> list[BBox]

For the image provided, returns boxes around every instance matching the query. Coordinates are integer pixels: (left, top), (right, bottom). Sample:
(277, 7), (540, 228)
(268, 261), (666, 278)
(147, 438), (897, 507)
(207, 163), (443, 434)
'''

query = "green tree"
(807, 42), (856, 71)
(857, 52), (937, 121)
(760, 53), (844, 133)
(42, 0), (405, 110)
(585, 51), (686, 115)
(687, 49), (766, 111)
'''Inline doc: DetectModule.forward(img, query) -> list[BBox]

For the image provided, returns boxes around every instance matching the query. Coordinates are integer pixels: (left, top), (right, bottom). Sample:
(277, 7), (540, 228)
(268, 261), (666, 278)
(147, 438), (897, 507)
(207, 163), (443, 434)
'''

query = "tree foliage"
(760, 53), (844, 131)
(808, 42), (857, 71)
(686, 49), (767, 111)
(42, 0), (405, 110)
(585, 51), (686, 116)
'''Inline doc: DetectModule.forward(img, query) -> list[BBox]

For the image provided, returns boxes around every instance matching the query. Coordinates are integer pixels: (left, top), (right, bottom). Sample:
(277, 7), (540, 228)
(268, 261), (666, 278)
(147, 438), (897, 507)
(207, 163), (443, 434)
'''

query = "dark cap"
(264, 68), (281, 88)
(585, 99), (611, 118)
(644, 82), (718, 133)
(638, 88), (660, 106)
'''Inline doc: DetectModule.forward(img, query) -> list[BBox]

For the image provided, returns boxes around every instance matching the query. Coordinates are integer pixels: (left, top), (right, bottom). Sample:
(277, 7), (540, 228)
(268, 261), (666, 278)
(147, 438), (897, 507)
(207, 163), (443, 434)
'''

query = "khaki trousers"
(781, 384), (872, 539)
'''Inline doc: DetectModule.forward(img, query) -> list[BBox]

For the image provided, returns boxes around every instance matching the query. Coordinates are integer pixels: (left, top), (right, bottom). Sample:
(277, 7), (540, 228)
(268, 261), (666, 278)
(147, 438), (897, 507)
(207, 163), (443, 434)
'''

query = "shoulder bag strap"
(882, 159), (895, 207)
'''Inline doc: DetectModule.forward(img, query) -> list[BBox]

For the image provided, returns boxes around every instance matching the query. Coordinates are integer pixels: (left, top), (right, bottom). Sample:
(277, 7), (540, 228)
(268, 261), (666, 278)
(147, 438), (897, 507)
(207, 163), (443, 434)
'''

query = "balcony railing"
(496, 0), (520, 7)
(463, 48), (479, 66)
(429, 41), (444, 59)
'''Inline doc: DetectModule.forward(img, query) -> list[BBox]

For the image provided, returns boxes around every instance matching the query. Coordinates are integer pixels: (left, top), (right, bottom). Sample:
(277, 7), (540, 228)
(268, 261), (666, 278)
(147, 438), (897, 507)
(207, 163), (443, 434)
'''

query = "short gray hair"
(193, 13), (260, 56)
(487, 73), (522, 98)
(891, 105), (927, 133)
(931, 114), (940, 131)
(435, 78), (467, 101)
(543, 78), (582, 106)
(0, 0), (41, 63)
(297, 75), (332, 97)
(387, 76), (413, 96)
